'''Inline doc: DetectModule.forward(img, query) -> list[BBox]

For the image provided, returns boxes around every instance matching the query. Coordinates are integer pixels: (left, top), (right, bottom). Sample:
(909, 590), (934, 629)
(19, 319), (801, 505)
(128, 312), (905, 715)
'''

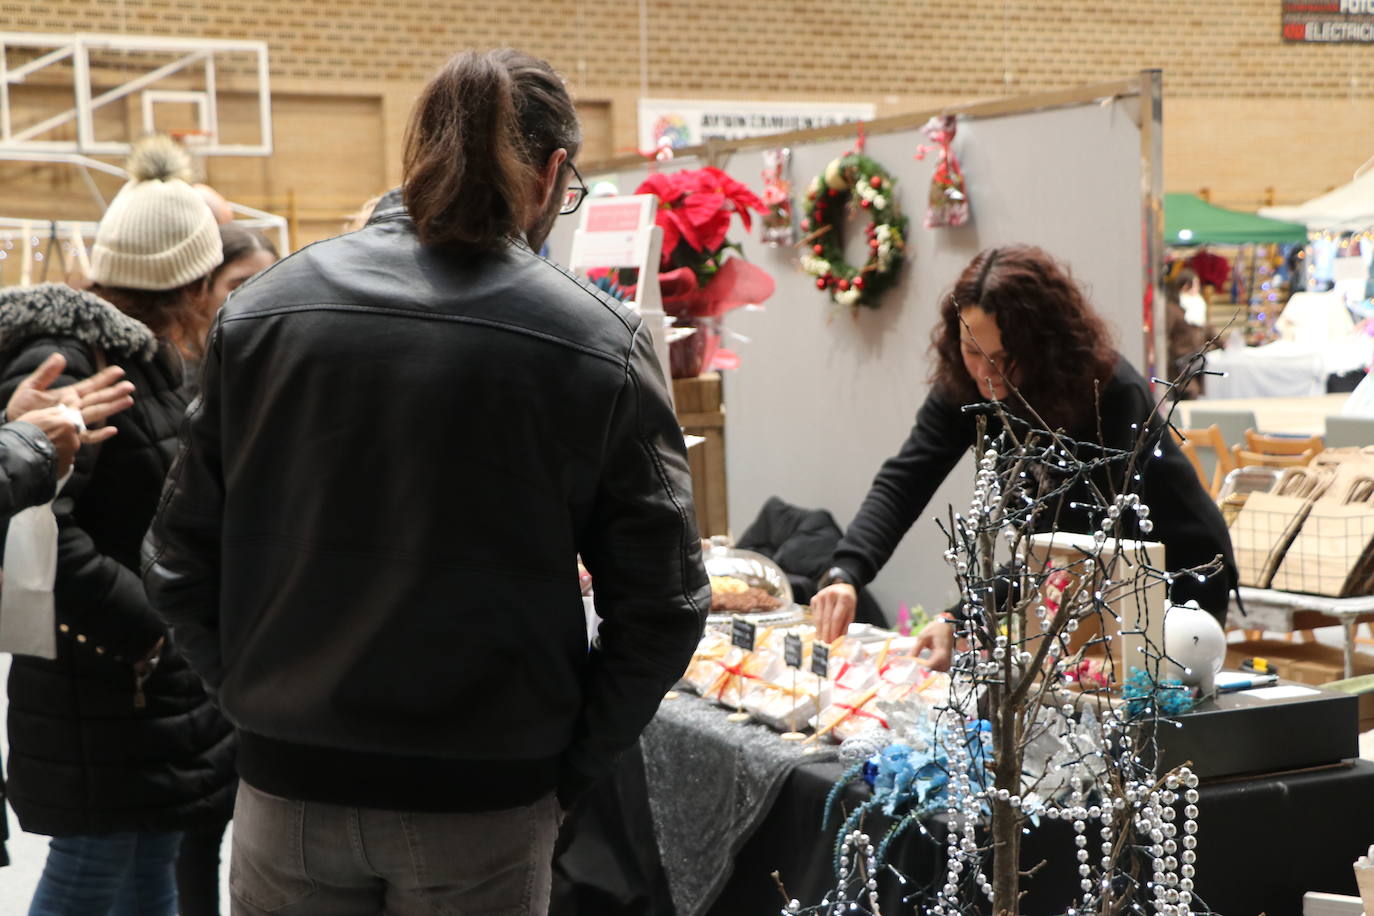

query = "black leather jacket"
(144, 194), (709, 799)
(0, 420), (57, 518)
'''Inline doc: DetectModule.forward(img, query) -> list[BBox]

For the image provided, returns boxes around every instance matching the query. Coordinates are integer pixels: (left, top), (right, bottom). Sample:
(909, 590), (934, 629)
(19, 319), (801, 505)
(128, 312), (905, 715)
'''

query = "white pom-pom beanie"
(90, 136), (223, 291)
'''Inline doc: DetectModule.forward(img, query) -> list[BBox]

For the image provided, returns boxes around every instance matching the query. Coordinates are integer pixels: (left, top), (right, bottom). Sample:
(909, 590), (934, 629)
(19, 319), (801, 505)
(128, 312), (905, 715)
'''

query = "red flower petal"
(677, 191), (727, 226)
(636, 172), (684, 204)
(666, 209), (703, 251)
(697, 210), (732, 252)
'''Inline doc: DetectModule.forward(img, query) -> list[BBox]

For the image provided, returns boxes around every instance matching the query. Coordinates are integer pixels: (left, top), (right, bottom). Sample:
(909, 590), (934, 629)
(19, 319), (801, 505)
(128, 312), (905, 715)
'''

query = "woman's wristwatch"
(817, 566), (856, 590)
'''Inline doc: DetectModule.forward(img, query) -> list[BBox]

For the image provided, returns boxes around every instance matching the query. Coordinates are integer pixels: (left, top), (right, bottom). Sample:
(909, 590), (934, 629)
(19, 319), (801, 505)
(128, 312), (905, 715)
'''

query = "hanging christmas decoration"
(913, 114), (971, 229)
(798, 132), (908, 310)
(760, 147), (797, 247)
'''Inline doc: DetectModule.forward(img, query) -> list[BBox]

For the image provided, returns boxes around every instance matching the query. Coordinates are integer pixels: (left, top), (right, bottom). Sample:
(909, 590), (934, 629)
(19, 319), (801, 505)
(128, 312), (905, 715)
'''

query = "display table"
(1177, 393), (1350, 437)
(552, 694), (1374, 916)
(1202, 337), (1371, 403)
(1203, 343), (1328, 400)
(1229, 586), (1374, 678)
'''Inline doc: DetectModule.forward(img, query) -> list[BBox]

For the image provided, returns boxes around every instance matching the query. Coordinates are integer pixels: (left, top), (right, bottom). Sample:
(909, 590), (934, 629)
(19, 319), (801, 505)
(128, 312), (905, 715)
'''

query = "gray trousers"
(228, 780), (561, 916)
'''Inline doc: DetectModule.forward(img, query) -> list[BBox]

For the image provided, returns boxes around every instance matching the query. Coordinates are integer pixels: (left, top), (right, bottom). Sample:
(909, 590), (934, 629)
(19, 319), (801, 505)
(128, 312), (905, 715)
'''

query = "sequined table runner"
(639, 692), (835, 916)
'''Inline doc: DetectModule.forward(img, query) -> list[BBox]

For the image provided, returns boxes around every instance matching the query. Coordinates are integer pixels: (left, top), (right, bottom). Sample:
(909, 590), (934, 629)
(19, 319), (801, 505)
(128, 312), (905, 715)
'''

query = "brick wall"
(3, 0), (1372, 227)
(6, 0), (1368, 99)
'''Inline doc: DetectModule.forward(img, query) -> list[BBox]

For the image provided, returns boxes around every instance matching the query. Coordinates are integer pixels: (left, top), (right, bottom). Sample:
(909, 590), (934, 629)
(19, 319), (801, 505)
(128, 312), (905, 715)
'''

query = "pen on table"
(1217, 674), (1279, 693)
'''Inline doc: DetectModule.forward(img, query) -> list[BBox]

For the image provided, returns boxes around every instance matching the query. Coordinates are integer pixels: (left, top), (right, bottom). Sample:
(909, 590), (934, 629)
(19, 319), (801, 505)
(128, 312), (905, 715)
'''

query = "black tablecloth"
(554, 747), (1374, 916)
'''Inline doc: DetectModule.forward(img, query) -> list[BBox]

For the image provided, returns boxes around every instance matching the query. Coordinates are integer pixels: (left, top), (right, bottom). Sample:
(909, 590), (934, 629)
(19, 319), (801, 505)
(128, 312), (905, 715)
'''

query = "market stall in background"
(546, 73), (1374, 916)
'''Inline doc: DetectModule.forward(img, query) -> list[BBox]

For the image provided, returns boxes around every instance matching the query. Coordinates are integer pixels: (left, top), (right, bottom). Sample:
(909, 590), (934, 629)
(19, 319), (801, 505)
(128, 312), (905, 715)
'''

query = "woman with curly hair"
(810, 245), (1236, 663)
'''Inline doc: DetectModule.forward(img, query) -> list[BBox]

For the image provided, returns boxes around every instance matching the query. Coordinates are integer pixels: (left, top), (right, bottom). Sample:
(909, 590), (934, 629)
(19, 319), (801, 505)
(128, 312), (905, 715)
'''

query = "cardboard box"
(1026, 532), (1166, 682)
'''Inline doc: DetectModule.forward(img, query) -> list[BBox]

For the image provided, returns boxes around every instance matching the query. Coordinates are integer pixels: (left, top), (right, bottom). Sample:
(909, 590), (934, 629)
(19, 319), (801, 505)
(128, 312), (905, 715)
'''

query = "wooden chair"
(1172, 425), (1235, 497)
(1243, 430), (1325, 457)
(1231, 446), (1317, 469)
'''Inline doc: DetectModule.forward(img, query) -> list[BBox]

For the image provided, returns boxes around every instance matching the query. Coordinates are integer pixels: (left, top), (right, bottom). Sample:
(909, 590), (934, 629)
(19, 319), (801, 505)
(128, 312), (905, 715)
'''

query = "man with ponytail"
(146, 49), (708, 915)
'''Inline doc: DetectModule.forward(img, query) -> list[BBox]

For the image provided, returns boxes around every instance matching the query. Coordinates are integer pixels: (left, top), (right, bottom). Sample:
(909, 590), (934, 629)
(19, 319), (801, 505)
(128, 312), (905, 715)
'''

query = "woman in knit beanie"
(0, 135), (236, 916)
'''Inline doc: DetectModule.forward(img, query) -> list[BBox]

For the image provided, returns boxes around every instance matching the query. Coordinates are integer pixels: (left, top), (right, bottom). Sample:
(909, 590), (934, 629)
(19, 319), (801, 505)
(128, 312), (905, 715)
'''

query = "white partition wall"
(547, 76), (1159, 617)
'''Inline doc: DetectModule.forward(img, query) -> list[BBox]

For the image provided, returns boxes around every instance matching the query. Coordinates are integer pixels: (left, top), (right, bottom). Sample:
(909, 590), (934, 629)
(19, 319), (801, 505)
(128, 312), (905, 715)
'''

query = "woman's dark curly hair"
(930, 245), (1118, 431)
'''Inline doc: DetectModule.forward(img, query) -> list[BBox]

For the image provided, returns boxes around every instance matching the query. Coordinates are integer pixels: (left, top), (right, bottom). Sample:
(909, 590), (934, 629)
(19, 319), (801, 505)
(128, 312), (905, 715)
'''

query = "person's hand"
(812, 583), (857, 643)
(914, 616), (955, 672)
(16, 406), (85, 477)
(7, 353), (135, 431)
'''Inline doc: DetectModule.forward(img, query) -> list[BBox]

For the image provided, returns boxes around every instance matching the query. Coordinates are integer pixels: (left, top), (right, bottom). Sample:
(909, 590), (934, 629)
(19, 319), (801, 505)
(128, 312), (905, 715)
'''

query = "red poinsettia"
(635, 167), (765, 274)
(630, 167), (772, 379)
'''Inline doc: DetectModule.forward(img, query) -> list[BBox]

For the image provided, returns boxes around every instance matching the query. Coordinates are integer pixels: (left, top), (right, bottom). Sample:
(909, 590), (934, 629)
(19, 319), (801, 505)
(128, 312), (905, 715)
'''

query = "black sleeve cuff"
(817, 565), (857, 590)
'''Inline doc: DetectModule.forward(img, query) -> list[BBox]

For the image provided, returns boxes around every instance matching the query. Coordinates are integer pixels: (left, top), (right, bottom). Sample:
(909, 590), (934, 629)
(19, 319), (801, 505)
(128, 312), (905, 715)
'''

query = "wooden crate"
(673, 373), (729, 538)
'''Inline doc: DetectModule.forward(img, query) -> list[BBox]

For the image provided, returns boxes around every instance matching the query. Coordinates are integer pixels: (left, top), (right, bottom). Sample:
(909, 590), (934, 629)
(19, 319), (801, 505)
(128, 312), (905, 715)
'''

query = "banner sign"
(1283, 1), (1374, 43)
(638, 98), (876, 153)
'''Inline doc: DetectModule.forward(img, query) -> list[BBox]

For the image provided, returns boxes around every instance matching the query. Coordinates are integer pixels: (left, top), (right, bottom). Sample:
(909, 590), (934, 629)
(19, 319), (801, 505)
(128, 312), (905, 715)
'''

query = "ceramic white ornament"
(1162, 600), (1226, 697)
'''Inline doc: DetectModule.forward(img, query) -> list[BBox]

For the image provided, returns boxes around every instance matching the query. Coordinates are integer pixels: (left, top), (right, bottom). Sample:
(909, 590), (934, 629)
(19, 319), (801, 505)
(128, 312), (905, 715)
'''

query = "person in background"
(0, 134), (237, 916)
(1172, 266), (1209, 328)
(342, 192), (385, 234)
(810, 246), (1236, 668)
(0, 354), (134, 869)
(194, 183), (234, 225)
(201, 223), (280, 316)
(174, 221), (277, 916)
(1165, 268), (1214, 400)
(144, 48), (707, 915)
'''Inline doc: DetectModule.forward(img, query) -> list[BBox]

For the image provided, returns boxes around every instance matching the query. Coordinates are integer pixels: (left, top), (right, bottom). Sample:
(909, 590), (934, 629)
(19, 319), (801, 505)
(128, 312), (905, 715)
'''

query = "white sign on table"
(567, 194), (674, 411)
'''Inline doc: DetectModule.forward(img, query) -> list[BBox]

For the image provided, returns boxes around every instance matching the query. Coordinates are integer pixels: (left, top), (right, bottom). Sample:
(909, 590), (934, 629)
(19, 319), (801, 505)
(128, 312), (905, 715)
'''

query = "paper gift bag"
(0, 495), (61, 658)
(1230, 467), (1332, 589)
(1315, 451), (1374, 505)
(1272, 477), (1374, 596)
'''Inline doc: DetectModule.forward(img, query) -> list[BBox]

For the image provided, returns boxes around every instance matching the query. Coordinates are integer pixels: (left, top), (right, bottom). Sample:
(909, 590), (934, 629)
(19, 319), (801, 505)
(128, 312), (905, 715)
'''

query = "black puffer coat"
(0, 283), (235, 837)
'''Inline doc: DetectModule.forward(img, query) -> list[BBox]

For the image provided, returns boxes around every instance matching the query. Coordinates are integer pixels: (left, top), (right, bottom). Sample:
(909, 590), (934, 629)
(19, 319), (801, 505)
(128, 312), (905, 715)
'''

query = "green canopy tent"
(1164, 193), (1308, 246)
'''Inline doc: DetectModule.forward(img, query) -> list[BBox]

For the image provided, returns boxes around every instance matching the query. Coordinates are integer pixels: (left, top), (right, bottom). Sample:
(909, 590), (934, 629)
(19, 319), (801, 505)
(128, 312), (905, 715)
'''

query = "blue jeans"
(28, 831), (184, 916)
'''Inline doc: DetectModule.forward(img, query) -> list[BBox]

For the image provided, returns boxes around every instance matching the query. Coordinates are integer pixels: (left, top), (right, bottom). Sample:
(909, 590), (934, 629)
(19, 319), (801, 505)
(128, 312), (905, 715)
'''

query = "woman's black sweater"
(832, 354), (1237, 619)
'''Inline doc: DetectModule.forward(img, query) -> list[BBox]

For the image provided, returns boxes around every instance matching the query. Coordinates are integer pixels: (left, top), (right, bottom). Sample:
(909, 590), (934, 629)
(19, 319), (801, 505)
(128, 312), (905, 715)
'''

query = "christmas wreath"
(799, 152), (908, 309)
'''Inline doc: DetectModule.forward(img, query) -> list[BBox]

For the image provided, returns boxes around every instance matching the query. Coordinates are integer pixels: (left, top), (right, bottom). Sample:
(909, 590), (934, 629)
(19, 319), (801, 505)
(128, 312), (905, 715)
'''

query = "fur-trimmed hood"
(0, 283), (157, 362)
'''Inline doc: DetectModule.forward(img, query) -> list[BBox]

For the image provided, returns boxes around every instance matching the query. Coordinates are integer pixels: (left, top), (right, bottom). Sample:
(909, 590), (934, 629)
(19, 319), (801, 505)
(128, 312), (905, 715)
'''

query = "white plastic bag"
(0, 470), (71, 659)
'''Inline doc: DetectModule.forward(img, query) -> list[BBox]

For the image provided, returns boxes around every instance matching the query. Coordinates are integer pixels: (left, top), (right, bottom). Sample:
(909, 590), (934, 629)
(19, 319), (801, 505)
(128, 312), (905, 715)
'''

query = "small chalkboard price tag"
(811, 641), (831, 678)
(783, 633), (803, 669)
(731, 616), (757, 652)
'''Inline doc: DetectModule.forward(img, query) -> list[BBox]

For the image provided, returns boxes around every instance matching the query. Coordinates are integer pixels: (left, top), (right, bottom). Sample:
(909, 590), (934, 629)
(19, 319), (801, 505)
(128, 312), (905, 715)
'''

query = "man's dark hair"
(402, 49), (581, 251)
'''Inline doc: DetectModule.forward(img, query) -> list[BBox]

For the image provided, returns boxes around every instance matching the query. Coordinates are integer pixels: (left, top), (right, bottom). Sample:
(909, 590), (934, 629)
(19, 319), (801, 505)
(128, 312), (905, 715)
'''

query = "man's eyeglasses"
(560, 163), (589, 216)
